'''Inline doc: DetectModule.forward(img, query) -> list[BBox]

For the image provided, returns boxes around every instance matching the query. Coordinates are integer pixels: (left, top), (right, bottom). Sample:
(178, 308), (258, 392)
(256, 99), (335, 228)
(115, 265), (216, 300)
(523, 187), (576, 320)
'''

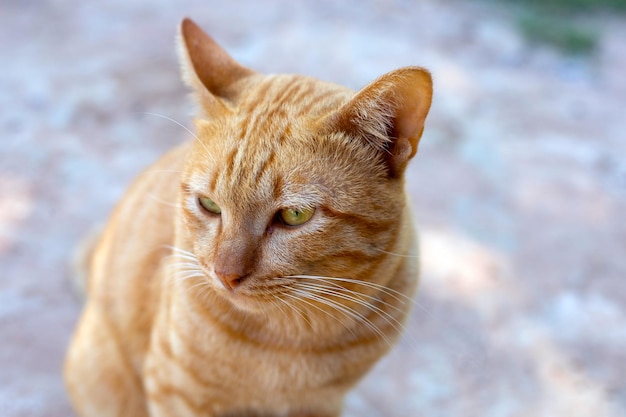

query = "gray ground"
(2, 0), (625, 416)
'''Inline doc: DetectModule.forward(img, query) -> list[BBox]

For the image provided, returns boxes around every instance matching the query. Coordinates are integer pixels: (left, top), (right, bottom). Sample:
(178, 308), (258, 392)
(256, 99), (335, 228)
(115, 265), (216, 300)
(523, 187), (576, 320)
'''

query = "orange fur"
(64, 18), (433, 417)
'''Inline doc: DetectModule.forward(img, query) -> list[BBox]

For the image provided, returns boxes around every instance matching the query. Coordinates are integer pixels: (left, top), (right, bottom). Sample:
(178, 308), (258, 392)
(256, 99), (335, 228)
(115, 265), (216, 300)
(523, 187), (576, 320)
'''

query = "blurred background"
(2, 0), (625, 416)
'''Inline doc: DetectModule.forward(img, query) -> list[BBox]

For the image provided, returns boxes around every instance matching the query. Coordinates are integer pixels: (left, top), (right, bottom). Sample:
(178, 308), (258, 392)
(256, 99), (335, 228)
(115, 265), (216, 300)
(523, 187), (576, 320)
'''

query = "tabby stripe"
(300, 283), (399, 331)
(260, 82), (313, 125)
(231, 109), (272, 182)
(180, 182), (192, 194)
(324, 207), (396, 234)
(288, 81), (316, 107)
(295, 90), (337, 117)
(241, 78), (274, 113)
(223, 147), (238, 179)
(208, 171), (219, 193)
(184, 292), (263, 349)
(146, 380), (206, 413)
(249, 150), (276, 182)
(270, 77), (301, 108)
(272, 175), (284, 200)
(92, 308), (144, 390)
(235, 103), (266, 165)
(181, 288), (377, 354)
(152, 333), (224, 390)
(247, 80), (304, 136)
(168, 315), (253, 386)
(242, 79), (298, 138)
(228, 144), (248, 188)
(237, 113), (252, 143)
(276, 82), (308, 110)
(181, 205), (197, 221)
(248, 103), (286, 142)
(360, 222), (403, 280)
(356, 261), (388, 280)
(239, 105), (268, 144)
(277, 123), (291, 145)
(311, 253), (383, 284)
(323, 249), (380, 263)
(224, 79), (324, 185)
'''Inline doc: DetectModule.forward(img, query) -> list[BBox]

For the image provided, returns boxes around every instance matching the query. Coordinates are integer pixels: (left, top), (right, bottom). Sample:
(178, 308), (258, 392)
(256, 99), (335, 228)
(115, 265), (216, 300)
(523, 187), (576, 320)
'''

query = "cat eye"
(198, 196), (221, 215)
(279, 207), (315, 226)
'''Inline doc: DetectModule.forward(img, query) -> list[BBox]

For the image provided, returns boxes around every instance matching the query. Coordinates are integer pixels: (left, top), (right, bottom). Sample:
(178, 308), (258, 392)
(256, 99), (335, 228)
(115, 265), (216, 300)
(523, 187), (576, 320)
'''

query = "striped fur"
(64, 18), (432, 417)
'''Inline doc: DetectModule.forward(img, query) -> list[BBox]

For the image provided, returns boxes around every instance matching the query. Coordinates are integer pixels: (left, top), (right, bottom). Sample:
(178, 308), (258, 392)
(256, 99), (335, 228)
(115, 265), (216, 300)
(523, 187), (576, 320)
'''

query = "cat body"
(64, 19), (432, 417)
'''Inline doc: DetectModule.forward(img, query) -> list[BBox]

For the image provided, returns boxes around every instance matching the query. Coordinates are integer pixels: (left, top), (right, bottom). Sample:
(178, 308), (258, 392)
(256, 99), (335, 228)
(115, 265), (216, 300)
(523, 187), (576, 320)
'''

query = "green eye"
(198, 196), (221, 214)
(279, 207), (315, 226)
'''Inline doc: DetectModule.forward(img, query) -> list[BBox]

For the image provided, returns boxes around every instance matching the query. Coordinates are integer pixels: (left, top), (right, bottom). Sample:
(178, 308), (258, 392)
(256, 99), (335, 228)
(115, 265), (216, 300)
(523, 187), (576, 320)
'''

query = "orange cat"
(64, 18), (432, 417)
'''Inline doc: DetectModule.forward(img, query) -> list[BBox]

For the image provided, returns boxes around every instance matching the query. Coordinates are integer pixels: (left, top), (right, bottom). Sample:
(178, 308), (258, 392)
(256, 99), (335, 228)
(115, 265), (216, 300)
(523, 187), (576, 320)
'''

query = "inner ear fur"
(325, 67), (433, 177)
(178, 18), (255, 112)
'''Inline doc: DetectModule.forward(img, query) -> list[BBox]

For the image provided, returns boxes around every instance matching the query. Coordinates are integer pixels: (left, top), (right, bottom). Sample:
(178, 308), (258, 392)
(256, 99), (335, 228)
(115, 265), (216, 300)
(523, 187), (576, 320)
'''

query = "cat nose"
(214, 270), (247, 290)
(213, 230), (257, 291)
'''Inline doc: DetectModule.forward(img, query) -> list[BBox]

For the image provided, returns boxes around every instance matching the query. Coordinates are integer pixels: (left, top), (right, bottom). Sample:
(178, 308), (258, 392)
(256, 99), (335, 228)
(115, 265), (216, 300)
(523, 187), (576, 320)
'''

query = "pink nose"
(214, 270), (246, 290)
(213, 231), (256, 291)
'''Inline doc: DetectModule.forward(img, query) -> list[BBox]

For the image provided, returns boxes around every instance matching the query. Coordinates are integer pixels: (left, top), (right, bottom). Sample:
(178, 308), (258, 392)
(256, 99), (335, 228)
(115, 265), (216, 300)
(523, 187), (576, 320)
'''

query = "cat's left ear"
(178, 18), (255, 113)
(324, 67), (433, 178)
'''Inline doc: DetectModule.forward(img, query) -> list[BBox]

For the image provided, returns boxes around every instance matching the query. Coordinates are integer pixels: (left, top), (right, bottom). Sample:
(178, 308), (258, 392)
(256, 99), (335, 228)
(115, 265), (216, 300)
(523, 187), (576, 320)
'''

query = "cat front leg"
(64, 303), (149, 417)
(143, 324), (221, 417)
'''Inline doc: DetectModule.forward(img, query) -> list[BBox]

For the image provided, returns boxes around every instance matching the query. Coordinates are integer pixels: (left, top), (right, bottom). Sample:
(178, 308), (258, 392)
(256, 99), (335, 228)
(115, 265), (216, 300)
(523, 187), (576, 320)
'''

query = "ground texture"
(1, 0), (625, 416)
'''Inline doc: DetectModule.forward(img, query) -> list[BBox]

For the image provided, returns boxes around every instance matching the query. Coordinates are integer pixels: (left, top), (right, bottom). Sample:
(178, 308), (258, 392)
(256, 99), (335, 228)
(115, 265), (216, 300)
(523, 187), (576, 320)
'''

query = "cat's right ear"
(178, 18), (255, 114)
(321, 67), (432, 178)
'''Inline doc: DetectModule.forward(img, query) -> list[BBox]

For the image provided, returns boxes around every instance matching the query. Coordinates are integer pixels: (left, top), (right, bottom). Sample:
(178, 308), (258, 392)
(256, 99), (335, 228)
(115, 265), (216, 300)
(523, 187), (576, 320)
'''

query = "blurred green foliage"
(510, 0), (626, 14)
(518, 13), (597, 54)
(492, 0), (626, 54)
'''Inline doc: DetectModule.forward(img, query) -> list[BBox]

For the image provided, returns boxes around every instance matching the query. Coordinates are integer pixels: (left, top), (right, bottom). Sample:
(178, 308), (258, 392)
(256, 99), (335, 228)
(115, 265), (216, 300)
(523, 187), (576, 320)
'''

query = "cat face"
(174, 19), (432, 316)
(178, 75), (406, 309)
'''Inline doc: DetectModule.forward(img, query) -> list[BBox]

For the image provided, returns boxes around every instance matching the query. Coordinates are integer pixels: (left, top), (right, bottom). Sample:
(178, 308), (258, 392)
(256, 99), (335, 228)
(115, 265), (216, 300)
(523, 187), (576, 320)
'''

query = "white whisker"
(265, 296), (298, 330)
(139, 112), (199, 142)
(139, 112), (215, 164)
(189, 281), (216, 305)
(287, 274), (434, 321)
(167, 259), (201, 266)
(178, 269), (203, 276)
(295, 280), (404, 314)
(163, 245), (199, 260)
(282, 292), (357, 340)
(159, 245), (207, 289)
(147, 193), (180, 209)
(290, 289), (392, 346)
(167, 262), (203, 271)
(187, 280), (210, 293)
(166, 246), (196, 256)
(373, 247), (419, 258)
(274, 292), (312, 329)
(286, 275), (412, 306)
(291, 282), (408, 336)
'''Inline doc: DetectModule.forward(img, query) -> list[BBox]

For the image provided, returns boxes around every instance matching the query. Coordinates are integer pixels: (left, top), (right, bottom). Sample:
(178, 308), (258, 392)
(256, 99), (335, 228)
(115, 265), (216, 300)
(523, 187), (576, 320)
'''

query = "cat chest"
(144, 318), (372, 412)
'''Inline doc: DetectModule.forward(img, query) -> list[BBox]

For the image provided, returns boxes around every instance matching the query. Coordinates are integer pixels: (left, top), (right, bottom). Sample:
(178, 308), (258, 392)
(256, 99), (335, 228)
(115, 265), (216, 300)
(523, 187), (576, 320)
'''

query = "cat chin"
(211, 285), (269, 314)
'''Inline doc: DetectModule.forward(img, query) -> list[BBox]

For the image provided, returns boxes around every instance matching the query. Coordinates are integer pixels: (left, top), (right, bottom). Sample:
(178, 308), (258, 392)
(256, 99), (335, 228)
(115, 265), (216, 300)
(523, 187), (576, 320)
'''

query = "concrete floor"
(1, 0), (625, 416)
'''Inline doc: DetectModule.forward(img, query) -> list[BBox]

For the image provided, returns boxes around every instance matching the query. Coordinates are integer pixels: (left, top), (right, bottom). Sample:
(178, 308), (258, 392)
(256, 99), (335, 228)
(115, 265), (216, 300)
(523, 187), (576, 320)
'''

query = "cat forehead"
(192, 74), (353, 156)
(184, 73), (389, 207)
(235, 74), (352, 120)
(184, 156), (327, 216)
(188, 136), (329, 197)
(184, 134), (376, 212)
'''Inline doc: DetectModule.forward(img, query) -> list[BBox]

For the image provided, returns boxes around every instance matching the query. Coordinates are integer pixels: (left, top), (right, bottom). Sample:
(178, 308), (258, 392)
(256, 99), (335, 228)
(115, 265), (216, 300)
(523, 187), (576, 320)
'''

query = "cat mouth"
(203, 269), (289, 297)
(214, 284), (284, 313)
(187, 260), (292, 303)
